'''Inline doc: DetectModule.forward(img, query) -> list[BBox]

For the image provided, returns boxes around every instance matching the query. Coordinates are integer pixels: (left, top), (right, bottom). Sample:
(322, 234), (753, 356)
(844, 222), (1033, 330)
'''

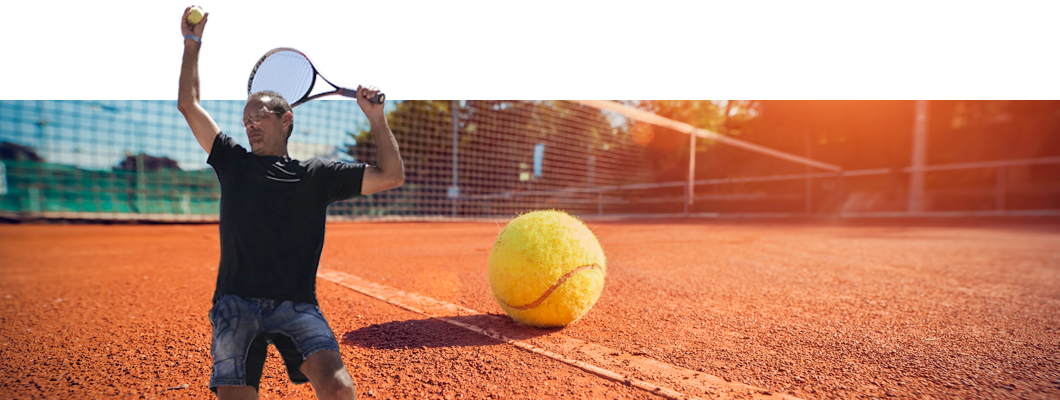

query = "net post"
(686, 123), (696, 216)
(805, 129), (812, 216)
(451, 100), (459, 218)
(837, 169), (846, 218)
(909, 100), (929, 213)
(28, 186), (41, 214)
(0, 161), (7, 196)
(533, 184), (539, 211)
(34, 101), (48, 218)
(136, 153), (146, 214)
(996, 166), (1005, 211)
(597, 190), (603, 216)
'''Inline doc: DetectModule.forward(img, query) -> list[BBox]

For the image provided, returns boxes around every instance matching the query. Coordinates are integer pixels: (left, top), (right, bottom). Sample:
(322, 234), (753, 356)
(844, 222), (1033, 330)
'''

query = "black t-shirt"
(207, 133), (365, 305)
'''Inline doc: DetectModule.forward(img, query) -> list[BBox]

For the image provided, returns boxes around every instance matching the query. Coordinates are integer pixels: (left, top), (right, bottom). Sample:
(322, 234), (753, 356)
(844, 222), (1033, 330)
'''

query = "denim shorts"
(208, 294), (340, 392)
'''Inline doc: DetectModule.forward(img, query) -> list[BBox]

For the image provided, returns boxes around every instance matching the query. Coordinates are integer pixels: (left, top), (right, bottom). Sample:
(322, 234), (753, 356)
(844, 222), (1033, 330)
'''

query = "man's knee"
(318, 370), (356, 398)
(302, 350), (356, 399)
(216, 385), (258, 400)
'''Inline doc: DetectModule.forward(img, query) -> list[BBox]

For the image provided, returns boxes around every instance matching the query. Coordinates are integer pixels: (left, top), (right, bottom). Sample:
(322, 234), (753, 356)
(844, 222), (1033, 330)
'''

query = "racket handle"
(338, 88), (386, 104)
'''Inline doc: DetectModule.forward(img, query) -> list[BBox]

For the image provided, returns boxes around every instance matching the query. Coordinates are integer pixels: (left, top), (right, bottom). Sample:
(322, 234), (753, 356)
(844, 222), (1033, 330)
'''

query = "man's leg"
(299, 350), (356, 400)
(216, 386), (258, 400)
(209, 296), (268, 399)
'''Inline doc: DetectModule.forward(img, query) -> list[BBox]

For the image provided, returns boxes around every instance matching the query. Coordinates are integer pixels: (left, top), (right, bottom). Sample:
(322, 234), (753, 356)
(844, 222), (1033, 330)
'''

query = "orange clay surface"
(1, 218), (1059, 399)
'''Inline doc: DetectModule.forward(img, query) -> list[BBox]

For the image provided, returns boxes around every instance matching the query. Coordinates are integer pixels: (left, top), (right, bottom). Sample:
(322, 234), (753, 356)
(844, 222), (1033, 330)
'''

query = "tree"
(0, 142), (44, 162)
(632, 100), (738, 181)
(114, 153), (181, 171)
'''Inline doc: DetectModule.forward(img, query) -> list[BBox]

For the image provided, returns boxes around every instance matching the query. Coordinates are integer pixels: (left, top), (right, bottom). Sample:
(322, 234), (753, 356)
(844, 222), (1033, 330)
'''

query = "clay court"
(1, 217), (1058, 399)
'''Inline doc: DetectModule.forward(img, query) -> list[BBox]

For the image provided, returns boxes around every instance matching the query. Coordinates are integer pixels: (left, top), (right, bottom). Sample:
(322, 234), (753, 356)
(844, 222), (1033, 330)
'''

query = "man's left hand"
(356, 85), (385, 123)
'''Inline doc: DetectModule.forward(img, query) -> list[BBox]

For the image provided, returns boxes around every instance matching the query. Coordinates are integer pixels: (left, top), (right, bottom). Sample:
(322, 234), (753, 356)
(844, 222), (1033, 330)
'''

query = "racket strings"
(249, 50), (315, 105)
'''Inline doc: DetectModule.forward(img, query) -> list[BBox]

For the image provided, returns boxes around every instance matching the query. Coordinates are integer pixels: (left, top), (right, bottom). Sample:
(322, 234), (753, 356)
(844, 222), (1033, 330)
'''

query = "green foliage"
(630, 100), (748, 181)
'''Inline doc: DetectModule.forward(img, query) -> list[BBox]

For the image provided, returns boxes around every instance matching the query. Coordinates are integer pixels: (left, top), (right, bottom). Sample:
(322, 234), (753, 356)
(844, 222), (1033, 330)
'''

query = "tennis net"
(2, 100), (1058, 222)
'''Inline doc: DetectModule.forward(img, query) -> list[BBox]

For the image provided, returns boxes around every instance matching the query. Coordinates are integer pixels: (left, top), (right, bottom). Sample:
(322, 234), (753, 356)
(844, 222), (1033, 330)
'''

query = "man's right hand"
(181, 6), (209, 42)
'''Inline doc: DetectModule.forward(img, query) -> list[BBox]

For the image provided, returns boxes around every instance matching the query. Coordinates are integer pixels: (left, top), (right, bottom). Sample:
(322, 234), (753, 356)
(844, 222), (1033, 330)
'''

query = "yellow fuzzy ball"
(187, 7), (204, 25)
(488, 210), (606, 328)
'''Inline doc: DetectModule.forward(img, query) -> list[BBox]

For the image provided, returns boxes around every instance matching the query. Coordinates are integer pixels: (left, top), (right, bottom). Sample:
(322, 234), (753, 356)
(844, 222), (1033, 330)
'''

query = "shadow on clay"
(340, 313), (562, 350)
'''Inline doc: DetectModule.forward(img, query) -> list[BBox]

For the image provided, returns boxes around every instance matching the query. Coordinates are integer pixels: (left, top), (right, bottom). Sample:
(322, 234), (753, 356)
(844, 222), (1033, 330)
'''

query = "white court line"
(318, 269), (802, 400)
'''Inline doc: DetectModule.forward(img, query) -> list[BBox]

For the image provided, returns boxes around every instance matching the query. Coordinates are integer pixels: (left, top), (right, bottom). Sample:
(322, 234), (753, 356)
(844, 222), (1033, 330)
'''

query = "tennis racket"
(247, 47), (384, 107)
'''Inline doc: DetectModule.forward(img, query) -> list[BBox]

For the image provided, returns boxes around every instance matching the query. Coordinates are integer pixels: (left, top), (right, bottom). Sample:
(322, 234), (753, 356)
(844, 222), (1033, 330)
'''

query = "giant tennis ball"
(488, 210), (606, 328)
(187, 6), (204, 25)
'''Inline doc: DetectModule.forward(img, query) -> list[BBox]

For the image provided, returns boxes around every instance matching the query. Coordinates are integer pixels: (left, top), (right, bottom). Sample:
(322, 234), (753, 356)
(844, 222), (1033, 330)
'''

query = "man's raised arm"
(176, 6), (221, 155)
(356, 86), (405, 195)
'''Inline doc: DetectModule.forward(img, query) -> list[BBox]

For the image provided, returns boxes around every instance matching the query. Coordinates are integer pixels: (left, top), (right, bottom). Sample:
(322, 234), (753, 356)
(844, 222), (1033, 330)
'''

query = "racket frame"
(248, 47), (384, 107)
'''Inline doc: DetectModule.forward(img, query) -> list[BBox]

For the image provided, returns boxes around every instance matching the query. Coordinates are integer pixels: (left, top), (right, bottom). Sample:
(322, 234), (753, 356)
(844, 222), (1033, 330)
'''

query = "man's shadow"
(341, 313), (561, 350)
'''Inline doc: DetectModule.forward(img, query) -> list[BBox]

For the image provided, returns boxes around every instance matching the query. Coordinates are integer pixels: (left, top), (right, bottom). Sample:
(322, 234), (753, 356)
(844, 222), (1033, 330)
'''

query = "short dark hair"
(248, 91), (294, 138)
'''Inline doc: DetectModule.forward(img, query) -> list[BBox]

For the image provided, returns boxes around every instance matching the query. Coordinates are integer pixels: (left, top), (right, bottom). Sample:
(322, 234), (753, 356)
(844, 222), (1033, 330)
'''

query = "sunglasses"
(242, 110), (285, 128)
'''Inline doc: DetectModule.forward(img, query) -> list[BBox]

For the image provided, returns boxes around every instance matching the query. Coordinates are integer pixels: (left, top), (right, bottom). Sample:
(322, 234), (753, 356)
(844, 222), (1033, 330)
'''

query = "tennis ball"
(488, 210), (606, 328)
(187, 7), (204, 25)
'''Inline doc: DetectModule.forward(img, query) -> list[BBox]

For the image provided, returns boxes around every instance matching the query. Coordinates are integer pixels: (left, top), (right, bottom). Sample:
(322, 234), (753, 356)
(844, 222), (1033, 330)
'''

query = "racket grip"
(339, 87), (385, 103)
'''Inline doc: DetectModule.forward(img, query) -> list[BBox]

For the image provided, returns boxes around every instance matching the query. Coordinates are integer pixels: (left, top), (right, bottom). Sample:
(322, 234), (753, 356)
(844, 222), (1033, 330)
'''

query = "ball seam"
(498, 263), (603, 311)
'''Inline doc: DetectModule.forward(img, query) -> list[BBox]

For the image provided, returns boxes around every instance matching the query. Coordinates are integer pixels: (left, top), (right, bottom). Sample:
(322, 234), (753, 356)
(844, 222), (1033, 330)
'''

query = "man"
(177, 6), (404, 399)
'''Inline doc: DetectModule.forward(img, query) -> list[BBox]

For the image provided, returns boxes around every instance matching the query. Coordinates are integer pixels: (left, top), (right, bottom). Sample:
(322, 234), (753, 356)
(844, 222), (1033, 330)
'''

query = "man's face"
(242, 97), (290, 155)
